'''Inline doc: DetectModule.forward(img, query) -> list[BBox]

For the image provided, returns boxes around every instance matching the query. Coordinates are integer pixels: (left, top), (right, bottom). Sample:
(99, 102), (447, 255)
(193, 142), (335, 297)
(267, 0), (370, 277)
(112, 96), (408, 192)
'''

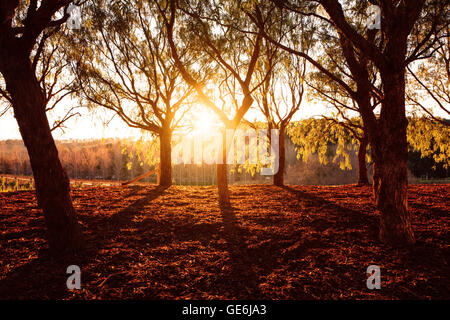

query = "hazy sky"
(0, 100), (329, 141)
(0, 107), (139, 140)
(2, 92), (447, 142)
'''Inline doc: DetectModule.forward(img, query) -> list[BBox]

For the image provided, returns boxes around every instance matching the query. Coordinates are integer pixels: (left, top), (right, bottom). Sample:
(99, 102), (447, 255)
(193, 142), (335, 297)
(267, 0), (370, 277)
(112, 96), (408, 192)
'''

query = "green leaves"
(407, 117), (450, 169)
(287, 117), (364, 170)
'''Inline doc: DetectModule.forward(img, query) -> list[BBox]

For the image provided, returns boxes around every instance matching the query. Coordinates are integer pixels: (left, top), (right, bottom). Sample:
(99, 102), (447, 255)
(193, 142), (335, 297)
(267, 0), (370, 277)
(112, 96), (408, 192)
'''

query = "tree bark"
(273, 125), (285, 186)
(217, 129), (230, 206)
(357, 133), (369, 185)
(159, 127), (172, 187)
(374, 69), (415, 246)
(372, 161), (380, 200)
(1, 55), (83, 254)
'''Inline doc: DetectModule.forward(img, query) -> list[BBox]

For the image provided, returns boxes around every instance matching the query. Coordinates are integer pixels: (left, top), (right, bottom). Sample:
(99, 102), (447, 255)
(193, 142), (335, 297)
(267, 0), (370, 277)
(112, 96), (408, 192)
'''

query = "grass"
(0, 177), (34, 193)
(418, 177), (450, 184)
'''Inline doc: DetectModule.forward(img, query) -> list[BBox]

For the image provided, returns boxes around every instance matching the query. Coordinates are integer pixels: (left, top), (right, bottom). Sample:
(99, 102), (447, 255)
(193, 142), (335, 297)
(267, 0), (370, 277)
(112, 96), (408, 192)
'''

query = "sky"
(0, 97), (330, 141)
(0, 87), (445, 142)
(0, 107), (140, 141)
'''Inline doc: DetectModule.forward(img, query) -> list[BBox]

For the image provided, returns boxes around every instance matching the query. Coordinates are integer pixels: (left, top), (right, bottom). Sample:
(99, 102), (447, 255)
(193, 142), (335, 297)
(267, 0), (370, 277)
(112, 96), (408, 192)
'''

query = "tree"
(0, 0), (83, 253)
(306, 78), (373, 185)
(162, 0), (267, 206)
(254, 41), (306, 186)
(288, 117), (367, 179)
(249, 2), (381, 188)
(302, 10), (380, 185)
(0, 11), (81, 130)
(72, 0), (195, 187)
(254, 0), (447, 246)
(315, 0), (449, 245)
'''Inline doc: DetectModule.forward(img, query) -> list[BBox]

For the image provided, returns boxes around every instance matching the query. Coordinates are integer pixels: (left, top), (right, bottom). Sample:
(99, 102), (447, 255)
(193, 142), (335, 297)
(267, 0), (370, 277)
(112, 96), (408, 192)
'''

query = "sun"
(189, 108), (220, 137)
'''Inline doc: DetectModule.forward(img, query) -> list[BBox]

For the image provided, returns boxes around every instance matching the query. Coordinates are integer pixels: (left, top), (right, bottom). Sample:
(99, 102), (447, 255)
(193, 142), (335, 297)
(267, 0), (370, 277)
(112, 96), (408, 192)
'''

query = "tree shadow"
(0, 185), (169, 299)
(218, 203), (263, 299)
(2, 184), (444, 299)
(86, 185), (169, 232)
(280, 185), (379, 236)
(278, 186), (446, 278)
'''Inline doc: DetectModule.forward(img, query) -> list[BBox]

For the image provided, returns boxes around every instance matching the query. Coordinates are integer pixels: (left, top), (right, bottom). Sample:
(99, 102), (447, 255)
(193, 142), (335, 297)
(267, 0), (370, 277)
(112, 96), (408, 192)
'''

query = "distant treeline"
(0, 122), (447, 185)
(0, 139), (143, 182)
(0, 136), (366, 185)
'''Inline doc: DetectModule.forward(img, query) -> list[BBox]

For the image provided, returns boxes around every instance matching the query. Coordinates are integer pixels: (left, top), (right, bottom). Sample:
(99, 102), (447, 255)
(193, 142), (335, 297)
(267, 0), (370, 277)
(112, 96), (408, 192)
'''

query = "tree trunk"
(372, 161), (380, 201)
(1, 55), (83, 254)
(357, 133), (369, 185)
(273, 125), (285, 186)
(375, 69), (415, 246)
(159, 128), (172, 187)
(217, 163), (230, 206)
(217, 129), (230, 206)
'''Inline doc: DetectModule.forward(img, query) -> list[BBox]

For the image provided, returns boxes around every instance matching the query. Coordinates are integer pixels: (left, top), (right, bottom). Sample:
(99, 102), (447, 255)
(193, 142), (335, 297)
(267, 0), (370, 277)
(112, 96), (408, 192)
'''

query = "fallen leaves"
(0, 184), (448, 300)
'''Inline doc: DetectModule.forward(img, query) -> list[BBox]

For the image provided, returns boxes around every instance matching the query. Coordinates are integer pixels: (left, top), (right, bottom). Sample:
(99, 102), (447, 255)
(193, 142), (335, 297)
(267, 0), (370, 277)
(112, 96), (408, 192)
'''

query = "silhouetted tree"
(0, 0), (83, 253)
(72, 0), (195, 186)
(163, 0), (268, 206)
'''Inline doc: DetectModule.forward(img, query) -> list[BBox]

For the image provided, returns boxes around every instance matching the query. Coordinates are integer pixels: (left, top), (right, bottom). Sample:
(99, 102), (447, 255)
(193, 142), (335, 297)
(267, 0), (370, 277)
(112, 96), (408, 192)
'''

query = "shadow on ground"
(0, 184), (448, 299)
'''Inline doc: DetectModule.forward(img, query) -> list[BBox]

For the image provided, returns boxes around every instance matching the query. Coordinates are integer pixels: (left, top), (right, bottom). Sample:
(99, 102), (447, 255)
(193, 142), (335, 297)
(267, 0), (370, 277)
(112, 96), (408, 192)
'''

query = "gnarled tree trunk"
(1, 54), (83, 254)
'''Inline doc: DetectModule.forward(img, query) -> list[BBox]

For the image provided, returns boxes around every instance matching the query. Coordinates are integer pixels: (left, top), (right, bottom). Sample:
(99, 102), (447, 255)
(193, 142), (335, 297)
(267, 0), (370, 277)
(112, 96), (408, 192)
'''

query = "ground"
(0, 184), (448, 300)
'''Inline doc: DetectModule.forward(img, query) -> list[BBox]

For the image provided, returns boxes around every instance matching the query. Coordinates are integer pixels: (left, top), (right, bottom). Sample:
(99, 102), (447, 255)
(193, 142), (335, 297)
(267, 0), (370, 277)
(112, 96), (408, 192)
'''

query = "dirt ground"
(0, 184), (448, 300)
